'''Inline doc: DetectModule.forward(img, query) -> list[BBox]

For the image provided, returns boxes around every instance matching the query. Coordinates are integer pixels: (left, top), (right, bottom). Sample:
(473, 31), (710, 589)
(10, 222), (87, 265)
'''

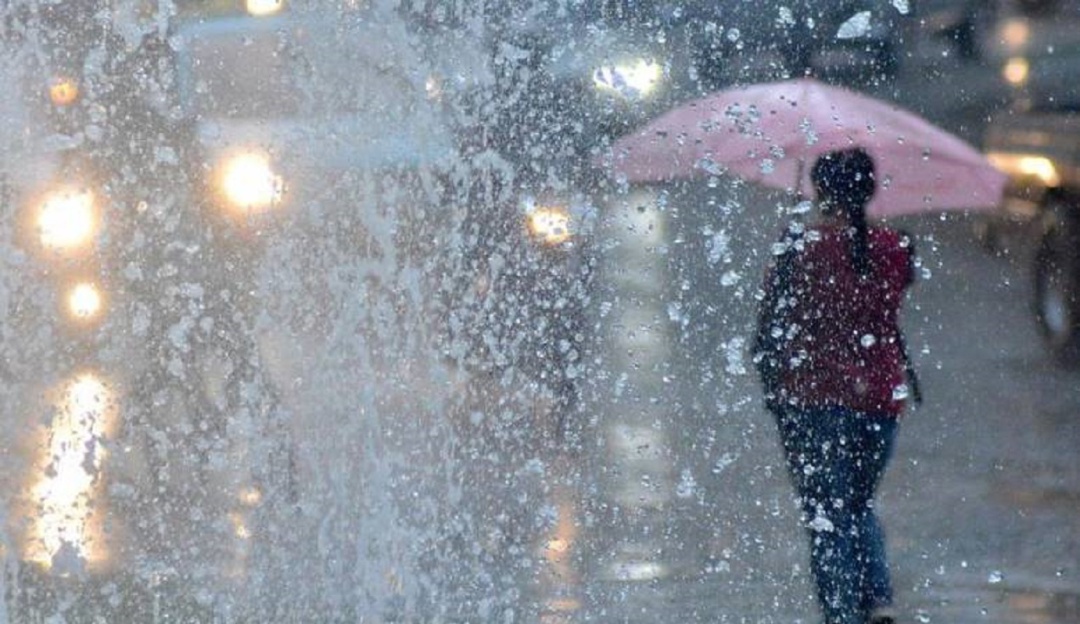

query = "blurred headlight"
(1003, 57), (1030, 87)
(36, 188), (97, 252)
(527, 206), (573, 246)
(246, 0), (285, 16)
(220, 152), (285, 213)
(987, 152), (1060, 187)
(48, 77), (79, 107)
(593, 59), (663, 99)
(67, 282), (104, 322)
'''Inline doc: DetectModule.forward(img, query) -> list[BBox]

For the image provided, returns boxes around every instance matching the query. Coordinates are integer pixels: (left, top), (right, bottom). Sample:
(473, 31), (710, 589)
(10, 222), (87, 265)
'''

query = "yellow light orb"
(1002, 19), (1031, 52)
(37, 189), (96, 252)
(68, 283), (103, 321)
(527, 207), (573, 246)
(48, 77), (79, 106)
(1003, 57), (1030, 86)
(221, 153), (284, 213)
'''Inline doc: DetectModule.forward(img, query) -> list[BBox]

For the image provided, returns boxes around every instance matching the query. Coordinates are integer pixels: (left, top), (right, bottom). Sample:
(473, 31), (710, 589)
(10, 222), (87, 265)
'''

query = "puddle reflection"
(536, 487), (583, 622)
(1007, 588), (1080, 624)
(25, 372), (117, 571)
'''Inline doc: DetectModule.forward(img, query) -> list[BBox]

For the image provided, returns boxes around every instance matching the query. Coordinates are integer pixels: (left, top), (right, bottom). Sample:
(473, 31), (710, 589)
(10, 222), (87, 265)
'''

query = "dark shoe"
(868, 606), (898, 624)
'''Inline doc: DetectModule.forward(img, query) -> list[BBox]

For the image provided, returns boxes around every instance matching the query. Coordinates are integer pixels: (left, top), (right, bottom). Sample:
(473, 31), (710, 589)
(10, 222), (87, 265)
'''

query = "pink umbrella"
(603, 78), (1006, 217)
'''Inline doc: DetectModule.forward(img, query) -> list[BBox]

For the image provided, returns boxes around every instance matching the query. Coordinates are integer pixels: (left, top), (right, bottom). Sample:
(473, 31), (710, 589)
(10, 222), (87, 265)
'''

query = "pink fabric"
(604, 78), (1006, 217)
(777, 225), (913, 415)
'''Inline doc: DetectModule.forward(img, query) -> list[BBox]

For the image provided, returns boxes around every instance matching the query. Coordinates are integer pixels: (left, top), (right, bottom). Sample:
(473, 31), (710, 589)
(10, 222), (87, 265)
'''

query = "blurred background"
(0, 1), (1077, 622)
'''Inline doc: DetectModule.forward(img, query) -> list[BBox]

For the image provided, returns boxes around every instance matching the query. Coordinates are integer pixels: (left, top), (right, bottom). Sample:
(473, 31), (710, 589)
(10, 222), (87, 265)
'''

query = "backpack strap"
(895, 228), (922, 408)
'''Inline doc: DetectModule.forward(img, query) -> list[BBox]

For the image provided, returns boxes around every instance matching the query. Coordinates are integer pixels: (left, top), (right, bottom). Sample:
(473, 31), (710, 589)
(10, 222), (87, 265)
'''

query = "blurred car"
(684, 0), (909, 86)
(420, 3), (682, 445)
(976, 1), (1080, 363)
(915, 0), (1000, 59)
(167, 5), (463, 575)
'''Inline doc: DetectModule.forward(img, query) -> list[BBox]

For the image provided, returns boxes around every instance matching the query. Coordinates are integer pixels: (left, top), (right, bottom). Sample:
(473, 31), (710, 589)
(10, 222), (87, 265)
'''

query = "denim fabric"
(774, 405), (899, 624)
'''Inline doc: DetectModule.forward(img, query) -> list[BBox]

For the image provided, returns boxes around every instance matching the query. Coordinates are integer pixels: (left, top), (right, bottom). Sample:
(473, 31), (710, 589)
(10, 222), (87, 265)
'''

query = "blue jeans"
(773, 406), (898, 624)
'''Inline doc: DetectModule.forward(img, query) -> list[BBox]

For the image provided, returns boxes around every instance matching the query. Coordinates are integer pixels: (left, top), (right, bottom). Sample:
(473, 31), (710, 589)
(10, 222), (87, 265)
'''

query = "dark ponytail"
(810, 148), (876, 276)
(848, 201), (871, 276)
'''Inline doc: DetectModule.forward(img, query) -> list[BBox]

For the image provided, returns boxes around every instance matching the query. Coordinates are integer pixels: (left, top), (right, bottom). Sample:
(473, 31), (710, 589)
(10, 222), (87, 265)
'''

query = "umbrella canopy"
(603, 78), (1007, 217)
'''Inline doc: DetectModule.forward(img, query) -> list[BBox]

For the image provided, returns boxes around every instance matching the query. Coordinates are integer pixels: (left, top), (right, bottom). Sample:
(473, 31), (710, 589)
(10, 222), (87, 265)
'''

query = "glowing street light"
(36, 188), (97, 252)
(246, 0), (285, 17)
(67, 282), (103, 321)
(527, 207), (573, 246)
(1003, 56), (1030, 87)
(48, 77), (79, 107)
(220, 152), (285, 213)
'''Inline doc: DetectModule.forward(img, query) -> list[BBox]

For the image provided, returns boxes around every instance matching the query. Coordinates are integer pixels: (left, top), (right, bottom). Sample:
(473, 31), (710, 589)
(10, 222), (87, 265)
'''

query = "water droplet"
(988, 570), (1004, 584)
(861, 334), (877, 348)
(698, 157), (723, 176)
(712, 452), (737, 474)
(808, 514), (835, 533)
(676, 469), (696, 499)
(790, 200), (814, 215)
(836, 11), (872, 39)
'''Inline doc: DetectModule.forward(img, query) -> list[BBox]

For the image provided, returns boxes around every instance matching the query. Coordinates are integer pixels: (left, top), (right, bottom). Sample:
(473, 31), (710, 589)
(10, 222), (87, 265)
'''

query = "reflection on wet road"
(536, 486), (582, 624)
(26, 373), (116, 571)
(592, 188), (679, 584)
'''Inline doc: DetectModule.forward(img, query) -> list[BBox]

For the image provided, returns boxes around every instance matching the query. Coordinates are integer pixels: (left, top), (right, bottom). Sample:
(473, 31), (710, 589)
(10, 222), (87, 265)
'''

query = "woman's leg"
(774, 406), (863, 624)
(847, 413), (899, 618)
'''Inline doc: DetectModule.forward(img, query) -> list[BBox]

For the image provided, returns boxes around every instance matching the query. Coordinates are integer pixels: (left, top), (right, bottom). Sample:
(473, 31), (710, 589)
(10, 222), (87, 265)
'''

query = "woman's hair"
(810, 147), (876, 276)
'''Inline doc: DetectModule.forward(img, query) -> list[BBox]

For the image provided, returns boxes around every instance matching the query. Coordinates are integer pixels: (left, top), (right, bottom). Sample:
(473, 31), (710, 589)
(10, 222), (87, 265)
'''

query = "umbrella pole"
(794, 158), (805, 201)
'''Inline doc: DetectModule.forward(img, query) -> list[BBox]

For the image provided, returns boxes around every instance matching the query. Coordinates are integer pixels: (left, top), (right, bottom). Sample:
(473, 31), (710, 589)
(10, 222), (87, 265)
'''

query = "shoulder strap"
(894, 228), (922, 407)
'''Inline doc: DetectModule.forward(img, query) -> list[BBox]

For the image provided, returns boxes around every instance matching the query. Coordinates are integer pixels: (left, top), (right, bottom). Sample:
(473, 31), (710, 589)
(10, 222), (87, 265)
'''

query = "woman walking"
(753, 147), (916, 624)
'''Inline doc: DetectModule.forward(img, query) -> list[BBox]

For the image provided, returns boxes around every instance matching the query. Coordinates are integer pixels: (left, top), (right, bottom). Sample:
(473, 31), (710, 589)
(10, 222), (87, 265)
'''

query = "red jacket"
(764, 224), (914, 415)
